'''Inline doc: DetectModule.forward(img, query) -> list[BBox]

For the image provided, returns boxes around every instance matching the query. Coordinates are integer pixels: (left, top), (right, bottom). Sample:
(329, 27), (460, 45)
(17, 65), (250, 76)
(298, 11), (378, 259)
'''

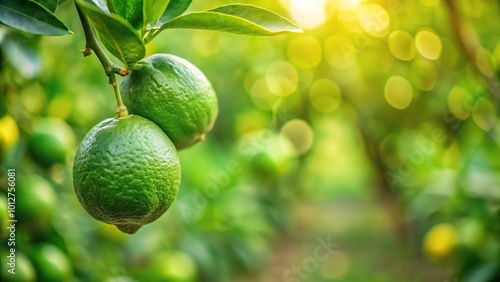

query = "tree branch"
(75, 2), (128, 118)
(444, 0), (500, 101)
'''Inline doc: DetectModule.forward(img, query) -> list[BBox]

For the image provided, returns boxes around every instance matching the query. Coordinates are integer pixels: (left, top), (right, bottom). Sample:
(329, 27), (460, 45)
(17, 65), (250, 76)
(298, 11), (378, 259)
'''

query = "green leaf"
(159, 4), (302, 36)
(0, 32), (41, 78)
(32, 0), (60, 12)
(0, 0), (72, 36)
(158, 0), (192, 25)
(107, 0), (144, 29)
(143, 0), (170, 26)
(76, 0), (145, 66)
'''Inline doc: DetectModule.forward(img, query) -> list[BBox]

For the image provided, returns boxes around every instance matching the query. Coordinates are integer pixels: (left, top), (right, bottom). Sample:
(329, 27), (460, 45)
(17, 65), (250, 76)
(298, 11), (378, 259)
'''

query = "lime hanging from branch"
(121, 54), (218, 150)
(73, 115), (181, 234)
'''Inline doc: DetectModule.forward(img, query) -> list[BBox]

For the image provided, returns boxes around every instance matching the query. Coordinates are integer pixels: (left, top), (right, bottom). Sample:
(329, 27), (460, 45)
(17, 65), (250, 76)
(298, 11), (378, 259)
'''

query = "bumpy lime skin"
(73, 115), (181, 234)
(121, 54), (218, 150)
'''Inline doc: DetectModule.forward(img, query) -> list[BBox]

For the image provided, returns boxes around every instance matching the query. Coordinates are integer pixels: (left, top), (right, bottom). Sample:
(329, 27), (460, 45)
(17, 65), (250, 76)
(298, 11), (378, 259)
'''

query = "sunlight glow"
(336, 0), (362, 11)
(289, 0), (327, 29)
(358, 4), (390, 37)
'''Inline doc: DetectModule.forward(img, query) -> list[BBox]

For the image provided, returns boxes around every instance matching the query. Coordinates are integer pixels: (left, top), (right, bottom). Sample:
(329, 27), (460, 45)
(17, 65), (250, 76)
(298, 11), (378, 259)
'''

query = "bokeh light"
(265, 61), (299, 97)
(280, 119), (314, 156)
(388, 30), (416, 61)
(358, 4), (390, 37)
(472, 99), (497, 131)
(384, 76), (413, 109)
(308, 78), (342, 113)
(249, 78), (279, 110)
(288, 35), (322, 69)
(335, 0), (362, 11)
(415, 29), (442, 60)
(475, 47), (495, 77)
(287, 0), (327, 29)
(448, 86), (472, 120)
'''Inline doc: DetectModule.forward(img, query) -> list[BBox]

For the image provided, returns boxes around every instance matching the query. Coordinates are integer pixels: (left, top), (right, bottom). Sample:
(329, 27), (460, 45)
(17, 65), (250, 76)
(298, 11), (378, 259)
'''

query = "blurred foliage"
(1, 0), (500, 281)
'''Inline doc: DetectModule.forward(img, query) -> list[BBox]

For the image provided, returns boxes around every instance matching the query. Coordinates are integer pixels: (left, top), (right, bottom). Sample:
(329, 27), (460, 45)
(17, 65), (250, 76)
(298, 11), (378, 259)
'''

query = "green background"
(1, 0), (499, 281)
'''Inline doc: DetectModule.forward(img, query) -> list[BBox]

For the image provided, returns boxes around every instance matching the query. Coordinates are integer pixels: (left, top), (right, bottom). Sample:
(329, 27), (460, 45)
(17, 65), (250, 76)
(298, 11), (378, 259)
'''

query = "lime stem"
(144, 29), (161, 44)
(75, 2), (129, 118)
(113, 82), (129, 118)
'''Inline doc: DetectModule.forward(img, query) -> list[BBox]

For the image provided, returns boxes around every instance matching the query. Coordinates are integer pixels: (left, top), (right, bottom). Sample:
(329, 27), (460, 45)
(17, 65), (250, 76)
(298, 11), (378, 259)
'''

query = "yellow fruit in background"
(27, 117), (76, 166)
(73, 115), (181, 234)
(121, 54), (218, 150)
(423, 223), (457, 262)
(0, 115), (19, 157)
(30, 244), (72, 282)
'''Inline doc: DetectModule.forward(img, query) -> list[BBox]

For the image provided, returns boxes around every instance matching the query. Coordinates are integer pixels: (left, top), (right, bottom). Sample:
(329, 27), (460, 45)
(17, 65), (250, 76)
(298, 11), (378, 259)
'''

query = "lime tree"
(0, 0), (301, 233)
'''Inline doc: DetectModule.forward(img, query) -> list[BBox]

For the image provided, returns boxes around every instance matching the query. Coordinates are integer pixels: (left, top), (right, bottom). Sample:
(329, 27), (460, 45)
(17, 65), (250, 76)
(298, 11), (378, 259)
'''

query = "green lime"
(457, 217), (485, 250)
(105, 276), (138, 282)
(107, 0), (144, 29)
(73, 115), (181, 234)
(0, 194), (7, 238)
(30, 244), (72, 282)
(17, 175), (57, 233)
(238, 130), (296, 181)
(136, 251), (198, 282)
(28, 118), (76, 166)
(0, 94), (6, 117)
(1, 250), (37, 282)
(121, 54), (218, 150)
